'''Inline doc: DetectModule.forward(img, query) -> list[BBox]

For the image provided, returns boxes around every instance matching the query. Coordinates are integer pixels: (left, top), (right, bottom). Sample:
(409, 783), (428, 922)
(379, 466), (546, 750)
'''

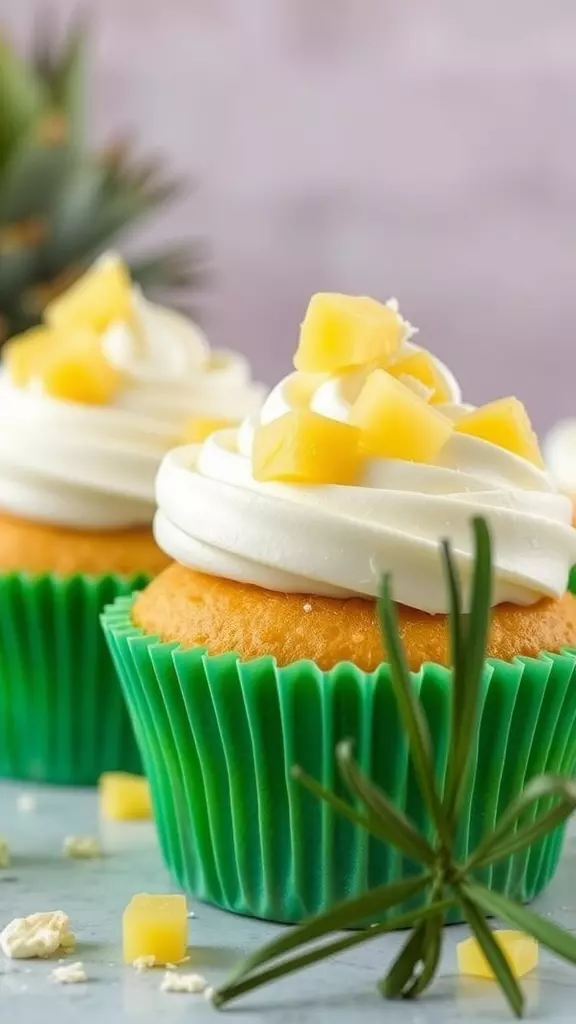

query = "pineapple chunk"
(182, 416), (236, 443)
(99, 772), (152, 821)
(284, 371), (326, 408)
(123, 894), (187, 966)
(253, 409), (363, 485)
(457, 931), (538, 981)
(455, 397), (543, 467)
(388, 349), (452, 404)
(294, 293), (402, 373)
(350, 369), (453, 462)
(41, 329), (123, 405)
(45, 252), (133, 334)
(4, 326), (57, 388)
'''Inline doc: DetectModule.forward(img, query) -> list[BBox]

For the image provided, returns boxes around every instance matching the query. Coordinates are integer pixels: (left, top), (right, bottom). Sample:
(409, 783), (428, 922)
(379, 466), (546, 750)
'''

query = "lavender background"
(5, 0), (576, 432)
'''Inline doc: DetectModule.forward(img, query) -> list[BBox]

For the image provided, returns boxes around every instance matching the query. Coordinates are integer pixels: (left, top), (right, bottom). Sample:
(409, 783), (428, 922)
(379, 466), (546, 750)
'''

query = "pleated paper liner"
(102, 595), (576, 925)
(0, 572), (150, 785)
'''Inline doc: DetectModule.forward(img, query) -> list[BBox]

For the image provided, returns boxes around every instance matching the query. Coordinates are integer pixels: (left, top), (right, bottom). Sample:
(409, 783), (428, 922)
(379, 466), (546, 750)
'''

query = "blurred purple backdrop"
(5, 0), (576, 432)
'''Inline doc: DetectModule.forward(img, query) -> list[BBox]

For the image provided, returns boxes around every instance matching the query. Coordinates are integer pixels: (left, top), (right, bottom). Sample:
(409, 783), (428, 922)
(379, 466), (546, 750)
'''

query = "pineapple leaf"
(44, 19), (86, 146)
(0, 129), (71, 224)
(0, 34), (46, 166)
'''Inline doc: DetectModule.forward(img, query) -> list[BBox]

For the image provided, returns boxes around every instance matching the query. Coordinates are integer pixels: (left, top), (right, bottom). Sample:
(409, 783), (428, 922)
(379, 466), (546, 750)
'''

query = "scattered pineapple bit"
(99, 772), (152, 821)
(62, 835), (102, 859)
(350, 369), (453, 463)
(133, 954), (157, 972)
(160, 972), (207, 994)
(0, 837), (10, 868)
(50, 961), (87, 984)
(253, 410), (363, 485)
(457, 931), (538, 980)
(182, 416), (236, 444)
(455, 397), (544, 467)
(123, 894), (188, 966)
(0, 911), (75, 959)
(388, 348), (452, 404)
(44, 252), (133, 334)
(294, 293), (402, 373)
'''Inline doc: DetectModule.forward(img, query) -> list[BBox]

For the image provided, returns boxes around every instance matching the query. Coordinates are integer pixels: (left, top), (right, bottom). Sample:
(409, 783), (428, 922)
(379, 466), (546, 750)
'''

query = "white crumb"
(0, 911), (75, 959)
(62, 836), (102, 859)
(133, 954), (156, 972)
(50, 961), (87, 984)
(160, 971), (207, 994)
(17, 794), (37, 814)
(204, 986), (215, 1002)
(0, 837), (10, 868)
(303, 602), (312, 613)
(165, 962), (177, 971)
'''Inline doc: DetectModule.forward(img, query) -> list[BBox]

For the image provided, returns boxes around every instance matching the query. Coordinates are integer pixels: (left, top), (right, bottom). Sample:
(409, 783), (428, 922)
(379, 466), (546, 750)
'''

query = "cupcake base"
(0, 572), (151, 785)
(103, 594), (576, 924)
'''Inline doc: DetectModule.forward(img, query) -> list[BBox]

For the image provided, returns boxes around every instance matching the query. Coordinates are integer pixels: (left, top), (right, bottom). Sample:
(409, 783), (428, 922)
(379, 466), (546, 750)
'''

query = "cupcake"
(103, 292), (576, 923)
(0, 252), (265, 785)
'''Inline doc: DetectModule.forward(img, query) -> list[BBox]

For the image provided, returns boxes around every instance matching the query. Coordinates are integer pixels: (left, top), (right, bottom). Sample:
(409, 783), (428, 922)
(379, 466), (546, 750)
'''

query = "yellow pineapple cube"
(123, 894), (187, 965)
(99, 772), (152, 821)
(284, 371), (327, 408)
(253, 409), (363, 485)
(457, 931), (538, 981)
(4, 326), (57, 387)
(182, 416), (236, 443)
(350, 369), (453, 462)
(293, 293), (402, 373)
(40, 329), (124, 405)
(455, 397), (543, 467)
(388, 349), (452, 404)
(45, 252), (133, 333)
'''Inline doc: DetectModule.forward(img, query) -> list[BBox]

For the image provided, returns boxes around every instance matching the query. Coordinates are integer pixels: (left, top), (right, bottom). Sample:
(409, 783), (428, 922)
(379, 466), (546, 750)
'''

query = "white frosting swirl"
(545, 419), (576, 497)
(0, 290), (265, 530)
(154, 335), (576, 612)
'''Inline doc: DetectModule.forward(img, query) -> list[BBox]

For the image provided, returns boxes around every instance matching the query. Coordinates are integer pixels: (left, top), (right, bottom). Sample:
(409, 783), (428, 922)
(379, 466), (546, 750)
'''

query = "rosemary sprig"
(214, 518), (576, 1017)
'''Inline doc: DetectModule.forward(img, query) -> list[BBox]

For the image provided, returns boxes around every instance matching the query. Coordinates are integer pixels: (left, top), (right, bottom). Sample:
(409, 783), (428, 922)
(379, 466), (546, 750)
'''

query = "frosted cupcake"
(103, 292), (576, 922)
(0, 253), (265, 784)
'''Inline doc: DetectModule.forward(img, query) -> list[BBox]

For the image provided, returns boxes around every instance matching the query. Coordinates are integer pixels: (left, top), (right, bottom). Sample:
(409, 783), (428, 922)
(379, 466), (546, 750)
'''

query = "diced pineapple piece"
(388, 349), (452, 404)
(457, 931), (538, 981)
(182, 416), (236, 443)
(284, 371), (326, 408)
(294, 293), (402, 373)
(123, 894), (187, 966)
(350, 369), (453, 462)
(99, 772), (152, 821)
(455, 397), (543, 467)
(253, 409), (363, 485)
(45, 252), (133, 334)
(38, 329), (123, 405)
(4, 326), (57, 388)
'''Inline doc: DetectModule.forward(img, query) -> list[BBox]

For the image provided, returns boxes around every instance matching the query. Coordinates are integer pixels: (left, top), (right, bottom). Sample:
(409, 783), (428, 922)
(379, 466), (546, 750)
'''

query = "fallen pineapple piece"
(123, 894), (188, 966)
(457, 930), (538, 980)
(350, 368), (453, 463)
(455, 397), (544, 467)
(0, 836), (10, 868)
(63, 835), (102, 859)
(388, 348), (452, 404)
(294, 293), (402, 373)
(182, 416), (236, 444)
(253, 409), (363, 485)
(44, 251), (133, 334)
(99, 771), (152, 821)
(0, 911), (75, 959)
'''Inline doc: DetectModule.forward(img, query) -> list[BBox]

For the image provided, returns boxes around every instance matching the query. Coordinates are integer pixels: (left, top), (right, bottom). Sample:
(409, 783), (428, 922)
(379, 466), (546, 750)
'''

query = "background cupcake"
(103, 292), (576, 923)
(0, 252), (265, 785)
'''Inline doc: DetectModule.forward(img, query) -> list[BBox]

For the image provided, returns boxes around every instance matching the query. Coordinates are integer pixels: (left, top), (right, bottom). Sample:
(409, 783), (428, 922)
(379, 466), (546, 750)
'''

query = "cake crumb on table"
(0, 837), (10, 868)
(63, 835), (102, 859)
(133, 954), (156, 972)
(160, 971), (207, 994)
(16, 794), (37, 813)
(0, 911), (75, 959)
(50, 961), (87, 984)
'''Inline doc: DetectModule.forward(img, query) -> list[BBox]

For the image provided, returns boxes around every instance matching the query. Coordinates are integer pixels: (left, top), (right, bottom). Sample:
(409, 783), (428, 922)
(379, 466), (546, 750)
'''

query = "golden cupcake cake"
(103, 292), (576, 923)
(0, 252), (265, 784)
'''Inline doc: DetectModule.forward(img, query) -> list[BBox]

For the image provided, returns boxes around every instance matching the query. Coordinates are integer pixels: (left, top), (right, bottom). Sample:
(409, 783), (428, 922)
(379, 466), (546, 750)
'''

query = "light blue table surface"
(1, 783), (575, 1023)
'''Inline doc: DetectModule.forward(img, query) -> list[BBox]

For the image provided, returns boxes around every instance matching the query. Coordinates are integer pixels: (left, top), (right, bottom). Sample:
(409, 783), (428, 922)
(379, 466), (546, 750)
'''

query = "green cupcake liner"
(102, 595), (576, 925)
(0, 572), (150, 785)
